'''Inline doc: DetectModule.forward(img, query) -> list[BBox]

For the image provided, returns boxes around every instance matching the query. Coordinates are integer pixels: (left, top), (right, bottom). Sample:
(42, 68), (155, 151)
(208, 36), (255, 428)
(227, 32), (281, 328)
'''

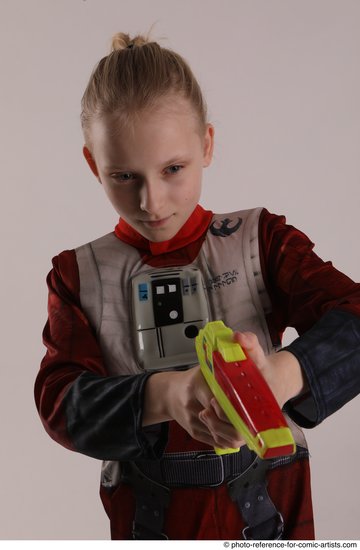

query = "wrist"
(142, 371), (177, 427)
(269, 350), (306, 406)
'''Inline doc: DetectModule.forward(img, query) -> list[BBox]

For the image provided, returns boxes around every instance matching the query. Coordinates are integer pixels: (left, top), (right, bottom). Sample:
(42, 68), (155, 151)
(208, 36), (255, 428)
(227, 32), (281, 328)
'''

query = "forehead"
(91, 97), (203, 163)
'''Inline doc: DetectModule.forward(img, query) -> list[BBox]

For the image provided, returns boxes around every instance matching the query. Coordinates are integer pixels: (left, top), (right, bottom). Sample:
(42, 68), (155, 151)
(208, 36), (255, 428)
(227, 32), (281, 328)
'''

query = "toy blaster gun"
(195, 321), (296, 459)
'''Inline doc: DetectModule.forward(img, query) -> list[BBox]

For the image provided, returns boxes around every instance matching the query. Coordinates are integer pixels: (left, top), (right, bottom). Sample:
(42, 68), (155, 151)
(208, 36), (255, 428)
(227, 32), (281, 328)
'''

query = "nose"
(139, 179), (166, 216)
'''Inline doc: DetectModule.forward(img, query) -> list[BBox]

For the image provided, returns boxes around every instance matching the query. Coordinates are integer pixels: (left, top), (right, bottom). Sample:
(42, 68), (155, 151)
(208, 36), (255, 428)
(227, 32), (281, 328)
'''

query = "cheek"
(185, 186), (200, 202)
(103, 186), (137, 213)
(179, 171), (202, 201)
(187, 175), (202, 202)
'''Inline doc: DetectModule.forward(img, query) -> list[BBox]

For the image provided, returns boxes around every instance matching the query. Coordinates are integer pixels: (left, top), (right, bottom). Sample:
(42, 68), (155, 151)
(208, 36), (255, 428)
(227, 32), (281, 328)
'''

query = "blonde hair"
(80, 31), (208, 145)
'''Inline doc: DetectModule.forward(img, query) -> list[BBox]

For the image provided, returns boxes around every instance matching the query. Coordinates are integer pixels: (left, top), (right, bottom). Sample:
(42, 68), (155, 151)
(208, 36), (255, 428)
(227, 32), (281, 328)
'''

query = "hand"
(198, 395), (246, 450)
(143, 366), (245, 449)
(232, 331), (306, 408)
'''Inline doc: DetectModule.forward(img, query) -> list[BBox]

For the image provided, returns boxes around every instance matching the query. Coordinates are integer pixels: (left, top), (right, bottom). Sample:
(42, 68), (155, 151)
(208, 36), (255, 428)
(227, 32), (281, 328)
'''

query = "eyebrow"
(105, 155), (190, 172)
(162, 156), (189, 166)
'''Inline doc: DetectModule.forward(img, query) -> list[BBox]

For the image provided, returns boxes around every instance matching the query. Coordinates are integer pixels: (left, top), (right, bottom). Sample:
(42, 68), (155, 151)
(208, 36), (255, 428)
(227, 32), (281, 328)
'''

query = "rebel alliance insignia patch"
(210, 217), (242, 237)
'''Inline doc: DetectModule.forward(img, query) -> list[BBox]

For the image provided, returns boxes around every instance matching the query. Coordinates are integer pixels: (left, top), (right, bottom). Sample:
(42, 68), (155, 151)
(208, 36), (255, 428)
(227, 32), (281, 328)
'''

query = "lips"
(142, 215), (173, 228)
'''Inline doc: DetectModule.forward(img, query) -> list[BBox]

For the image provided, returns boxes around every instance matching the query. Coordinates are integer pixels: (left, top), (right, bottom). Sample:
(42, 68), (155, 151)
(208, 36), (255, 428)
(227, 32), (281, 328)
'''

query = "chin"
(142, 220), (181, 243)
(147, 230), (176, 243)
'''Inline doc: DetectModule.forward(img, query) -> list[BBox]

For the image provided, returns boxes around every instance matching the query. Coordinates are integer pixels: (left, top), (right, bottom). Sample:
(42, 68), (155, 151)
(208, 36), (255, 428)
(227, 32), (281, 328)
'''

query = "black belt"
(121, 445), (308, 540)
(134, 448), (255, 487)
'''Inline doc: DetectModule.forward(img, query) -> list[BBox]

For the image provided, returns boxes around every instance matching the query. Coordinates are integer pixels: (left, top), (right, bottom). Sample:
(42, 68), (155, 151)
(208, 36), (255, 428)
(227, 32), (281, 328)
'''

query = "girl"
(35, 32), (360, 540)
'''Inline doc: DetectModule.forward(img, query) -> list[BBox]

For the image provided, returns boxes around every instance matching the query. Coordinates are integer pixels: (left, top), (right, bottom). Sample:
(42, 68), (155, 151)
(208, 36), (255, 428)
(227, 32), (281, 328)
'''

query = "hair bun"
(111, 32), (149, 52)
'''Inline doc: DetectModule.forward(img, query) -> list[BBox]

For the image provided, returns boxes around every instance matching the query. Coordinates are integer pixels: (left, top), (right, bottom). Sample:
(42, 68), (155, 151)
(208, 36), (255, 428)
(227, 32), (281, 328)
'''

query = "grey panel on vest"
(131, 266), (210, 370)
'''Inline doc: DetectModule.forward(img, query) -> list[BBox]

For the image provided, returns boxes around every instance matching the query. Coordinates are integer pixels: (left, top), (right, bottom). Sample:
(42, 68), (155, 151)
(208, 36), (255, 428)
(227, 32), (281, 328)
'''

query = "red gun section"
(212, 350), (295, 458)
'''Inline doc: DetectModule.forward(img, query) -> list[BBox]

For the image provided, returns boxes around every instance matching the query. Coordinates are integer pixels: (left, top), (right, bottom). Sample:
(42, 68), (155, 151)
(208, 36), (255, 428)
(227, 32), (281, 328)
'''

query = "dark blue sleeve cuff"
(65, 372), (169, 461)
(283, 309), (360, 428)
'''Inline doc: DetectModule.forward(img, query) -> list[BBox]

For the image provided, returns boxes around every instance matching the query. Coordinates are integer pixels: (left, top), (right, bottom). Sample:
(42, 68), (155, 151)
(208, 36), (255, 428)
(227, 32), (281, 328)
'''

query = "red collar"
(114, 205), (213, 255)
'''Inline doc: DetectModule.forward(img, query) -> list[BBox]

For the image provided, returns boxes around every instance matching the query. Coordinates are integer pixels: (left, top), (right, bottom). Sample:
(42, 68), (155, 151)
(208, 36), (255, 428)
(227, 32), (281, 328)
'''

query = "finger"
(192, 416), (233, 448)
(210, 397), (230, 423)
(233, 331), (266, 368)
(192, 367), (215, 409)
(199, 407), (234, 437)
(198, 415), (244, 449)
(191, 416), (218, 443)
(199, 409), (244, 448)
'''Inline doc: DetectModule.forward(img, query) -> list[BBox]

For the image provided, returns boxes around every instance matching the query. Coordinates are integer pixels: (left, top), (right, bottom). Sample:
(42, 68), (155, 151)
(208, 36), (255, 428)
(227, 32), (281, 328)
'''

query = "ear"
(202, 123), (215, 167)
(83, 146), (100, 180)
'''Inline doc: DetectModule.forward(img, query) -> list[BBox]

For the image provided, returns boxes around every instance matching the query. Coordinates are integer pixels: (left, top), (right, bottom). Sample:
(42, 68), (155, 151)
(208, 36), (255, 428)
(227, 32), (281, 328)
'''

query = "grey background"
(1, 0), (359, 540)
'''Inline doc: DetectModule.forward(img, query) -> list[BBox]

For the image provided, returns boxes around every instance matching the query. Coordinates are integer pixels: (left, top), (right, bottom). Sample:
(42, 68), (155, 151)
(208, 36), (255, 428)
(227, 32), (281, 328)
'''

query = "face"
(83, 97), (214, 242)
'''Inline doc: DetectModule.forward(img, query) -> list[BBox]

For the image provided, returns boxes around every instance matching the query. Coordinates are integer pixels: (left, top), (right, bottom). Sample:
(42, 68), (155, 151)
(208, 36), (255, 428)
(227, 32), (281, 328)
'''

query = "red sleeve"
(259, 208), (360, 344)
(259, 209), (360, 426)
(34, 250), (107, 450)
(35, 250), (168, 460)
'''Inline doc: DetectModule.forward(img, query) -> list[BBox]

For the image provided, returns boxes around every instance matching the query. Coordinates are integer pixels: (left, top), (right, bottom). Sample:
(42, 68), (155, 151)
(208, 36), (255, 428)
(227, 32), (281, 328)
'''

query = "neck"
(114, 205), (213, 255)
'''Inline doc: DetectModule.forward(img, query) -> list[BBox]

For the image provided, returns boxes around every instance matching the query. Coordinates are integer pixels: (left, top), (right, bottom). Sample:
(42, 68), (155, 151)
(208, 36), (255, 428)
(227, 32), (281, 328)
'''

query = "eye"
(165, 165), (183, 175)
(110, 172), (135, 182)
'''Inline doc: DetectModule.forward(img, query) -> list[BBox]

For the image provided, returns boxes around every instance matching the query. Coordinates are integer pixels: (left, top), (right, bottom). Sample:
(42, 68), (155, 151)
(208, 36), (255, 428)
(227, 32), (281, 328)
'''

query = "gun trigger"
(217, 340), (247, 363)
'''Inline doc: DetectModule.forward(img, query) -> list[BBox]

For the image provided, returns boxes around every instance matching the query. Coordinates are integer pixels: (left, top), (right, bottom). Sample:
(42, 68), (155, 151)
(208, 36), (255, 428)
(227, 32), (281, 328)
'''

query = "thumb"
(233, 331), (266, 369)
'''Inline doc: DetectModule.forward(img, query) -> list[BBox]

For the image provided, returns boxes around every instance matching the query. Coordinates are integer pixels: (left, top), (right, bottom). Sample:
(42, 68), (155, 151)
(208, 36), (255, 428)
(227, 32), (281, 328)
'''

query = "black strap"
(227, 448), (284, 540)
(121, 461), (170, 540)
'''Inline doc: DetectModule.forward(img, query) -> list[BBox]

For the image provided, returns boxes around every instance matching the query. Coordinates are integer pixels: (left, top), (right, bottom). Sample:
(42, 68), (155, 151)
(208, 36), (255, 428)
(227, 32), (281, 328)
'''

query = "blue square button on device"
(138, 283), (149, 301)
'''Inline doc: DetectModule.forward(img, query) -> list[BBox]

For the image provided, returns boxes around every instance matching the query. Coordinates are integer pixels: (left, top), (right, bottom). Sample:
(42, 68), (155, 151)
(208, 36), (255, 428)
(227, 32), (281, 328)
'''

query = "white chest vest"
(75, 208), (277, 375)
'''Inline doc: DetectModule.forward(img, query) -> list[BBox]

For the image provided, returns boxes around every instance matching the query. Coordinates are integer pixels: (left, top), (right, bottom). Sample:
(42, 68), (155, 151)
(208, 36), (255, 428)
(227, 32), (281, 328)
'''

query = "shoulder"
(258, 208), (315, 257)
(47, 249), (80, 300)
(51, 231), (121, 272)
(75, 231), (120, 252)
(209, 207), (264, 237)
(75, 230), (138, 261)
(211, 207), (263, 220)
(208, 207), (315, 249)
(49, 230), (116, 283)
(51, 248), (77, 274)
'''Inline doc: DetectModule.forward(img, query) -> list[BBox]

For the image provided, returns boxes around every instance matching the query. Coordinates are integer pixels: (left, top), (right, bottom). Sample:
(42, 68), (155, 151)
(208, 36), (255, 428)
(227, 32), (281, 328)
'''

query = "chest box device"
(131, 267), (210, 371)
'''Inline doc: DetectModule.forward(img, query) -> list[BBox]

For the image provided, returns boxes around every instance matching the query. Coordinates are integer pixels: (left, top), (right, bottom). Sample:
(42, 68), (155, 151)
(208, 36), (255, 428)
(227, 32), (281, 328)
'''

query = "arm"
(34, 250), (168, 461)
(259, 209), (360, 427)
